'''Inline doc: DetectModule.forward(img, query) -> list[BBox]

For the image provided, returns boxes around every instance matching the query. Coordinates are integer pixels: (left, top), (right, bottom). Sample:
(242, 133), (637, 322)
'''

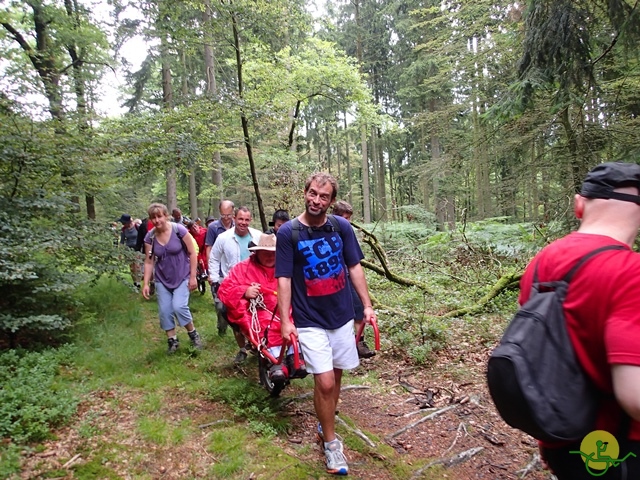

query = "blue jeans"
(155, 279), (193, 331)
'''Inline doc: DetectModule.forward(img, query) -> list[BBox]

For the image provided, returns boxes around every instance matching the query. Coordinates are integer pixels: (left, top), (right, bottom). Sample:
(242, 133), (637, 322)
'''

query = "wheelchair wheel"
(197, 278), (206, 295)
(258, 356), (286, 397)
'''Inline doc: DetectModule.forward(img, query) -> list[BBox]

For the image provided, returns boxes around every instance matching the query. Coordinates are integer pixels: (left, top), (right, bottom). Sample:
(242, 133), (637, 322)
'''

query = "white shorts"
(297, 320), (359, 374)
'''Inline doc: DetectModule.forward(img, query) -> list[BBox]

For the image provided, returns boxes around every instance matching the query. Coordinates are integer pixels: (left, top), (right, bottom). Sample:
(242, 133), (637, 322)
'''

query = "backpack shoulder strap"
(291, 215), (344, 250)
(531, 245), (627, 296)
(149, 224), (189, 258)
(532, 245), (627, 285)
(172, 222), (190, 254)
(291, 218), (301, 248)
(563, 245), (626, 283)
(327, 214), (342, 234)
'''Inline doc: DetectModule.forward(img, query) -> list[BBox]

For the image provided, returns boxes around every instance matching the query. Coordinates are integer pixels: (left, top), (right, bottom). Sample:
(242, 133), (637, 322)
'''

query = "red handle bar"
(356, 316), (380, 351)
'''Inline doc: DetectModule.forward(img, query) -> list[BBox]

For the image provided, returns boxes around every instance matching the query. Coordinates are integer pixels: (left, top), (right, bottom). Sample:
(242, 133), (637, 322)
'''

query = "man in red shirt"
(518, 162), (640, 478)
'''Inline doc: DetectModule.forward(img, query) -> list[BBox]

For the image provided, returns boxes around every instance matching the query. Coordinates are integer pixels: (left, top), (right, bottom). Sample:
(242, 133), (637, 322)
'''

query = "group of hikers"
(113, 163), (640, 479)
(116, 172), (376, 475)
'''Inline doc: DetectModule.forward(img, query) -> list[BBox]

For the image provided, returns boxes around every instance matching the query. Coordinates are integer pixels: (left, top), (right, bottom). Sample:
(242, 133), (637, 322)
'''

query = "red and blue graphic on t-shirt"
(298, 234), (346, 297)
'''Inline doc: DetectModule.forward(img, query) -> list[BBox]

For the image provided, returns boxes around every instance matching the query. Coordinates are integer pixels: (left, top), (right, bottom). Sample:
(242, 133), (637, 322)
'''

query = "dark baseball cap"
(205, 215), (216, 225)
(580, 162), (640, 204)
(118, 213), (132, 224)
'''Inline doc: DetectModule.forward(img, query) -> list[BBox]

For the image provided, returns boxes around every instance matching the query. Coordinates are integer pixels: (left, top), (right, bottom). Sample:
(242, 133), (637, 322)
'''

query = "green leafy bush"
(0, 442), (22, 478)
(0, 107), (127, 346)
(0, 197), (125, 346)
(0, 346), (78, 443)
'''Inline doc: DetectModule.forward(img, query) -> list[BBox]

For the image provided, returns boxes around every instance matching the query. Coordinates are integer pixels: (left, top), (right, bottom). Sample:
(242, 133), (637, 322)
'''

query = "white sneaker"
(324, 439), (348, 475)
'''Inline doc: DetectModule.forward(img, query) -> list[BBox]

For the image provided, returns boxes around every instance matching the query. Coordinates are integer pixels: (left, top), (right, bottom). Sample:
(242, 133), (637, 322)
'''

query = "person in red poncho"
(217, 233), (306, 381)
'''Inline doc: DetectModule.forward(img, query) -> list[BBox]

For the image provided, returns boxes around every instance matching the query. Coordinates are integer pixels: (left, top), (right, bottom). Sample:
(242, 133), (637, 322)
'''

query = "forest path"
(17, 289), (551, 479)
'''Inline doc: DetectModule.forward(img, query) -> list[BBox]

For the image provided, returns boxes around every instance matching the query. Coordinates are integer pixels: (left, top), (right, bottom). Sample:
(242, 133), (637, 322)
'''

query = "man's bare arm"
(277, 277), (296, 341)
(612, 364), (640, 421)
(348, 263), (375, 322)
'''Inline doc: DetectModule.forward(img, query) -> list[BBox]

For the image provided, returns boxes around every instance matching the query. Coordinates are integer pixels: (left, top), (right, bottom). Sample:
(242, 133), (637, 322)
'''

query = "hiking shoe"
(286, 354), (309, 379)
(324, 439), (348, 475)
(167, 337), (179, 354)
(234, 349), (248, 365)
(188, 330), (203, 350)
(357, 339), (375, 359)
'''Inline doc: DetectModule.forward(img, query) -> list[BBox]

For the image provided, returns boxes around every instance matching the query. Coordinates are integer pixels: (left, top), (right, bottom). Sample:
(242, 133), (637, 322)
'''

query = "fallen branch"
(516, 452), (542, 478)
(440, 270), (521, 319)
(443, 422), (467, 454)
(386, 405), (457, 440)
(402, 407), (437, 418)
(62, 453), (82, 469)
(361, 259), (432, 294)
(198, 419), (233, 429)
(335, 416), (376, 448)
(289, 384), (370, 402)
(351, 221), (433, 295)
(410, 447), (484, 479)
(341, 385), (371, 392)
(476, 424), (505, 446)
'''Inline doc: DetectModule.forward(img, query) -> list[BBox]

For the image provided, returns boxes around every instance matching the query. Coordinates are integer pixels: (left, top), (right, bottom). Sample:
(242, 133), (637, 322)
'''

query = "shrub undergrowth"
(0, 345), (78, 443)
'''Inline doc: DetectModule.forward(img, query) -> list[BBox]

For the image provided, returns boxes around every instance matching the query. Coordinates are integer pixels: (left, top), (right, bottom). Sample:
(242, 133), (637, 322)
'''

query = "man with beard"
(275, 172), (377, 476)
(209, 206), (262, 363)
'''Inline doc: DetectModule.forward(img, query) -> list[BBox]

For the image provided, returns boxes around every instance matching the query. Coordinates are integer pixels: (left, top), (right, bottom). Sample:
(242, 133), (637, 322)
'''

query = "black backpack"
(487, 245), (625, 443)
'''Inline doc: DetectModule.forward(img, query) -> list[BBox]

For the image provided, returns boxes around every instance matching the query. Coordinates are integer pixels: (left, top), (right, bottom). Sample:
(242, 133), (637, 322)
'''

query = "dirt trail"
(18, 342), (552, 480)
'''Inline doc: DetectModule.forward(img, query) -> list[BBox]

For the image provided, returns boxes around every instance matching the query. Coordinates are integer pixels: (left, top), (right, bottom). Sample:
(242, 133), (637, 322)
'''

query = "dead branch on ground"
(439, 270), (521, 319)
(287, 385), (370, 402)
(409, 447), (484, 479)
(443, 422), (468, 454)
(353, 222), (522, 319)
(516, 453), (542, 478)
(352, 222), (433, 295)
(385, 405), (458, 441)
(335, 416), (376, 447)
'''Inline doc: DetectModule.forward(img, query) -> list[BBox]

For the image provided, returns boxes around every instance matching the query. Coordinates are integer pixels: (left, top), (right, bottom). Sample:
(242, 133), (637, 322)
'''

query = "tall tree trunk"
(231, 8), (267, 230)
(473, 100), (491, 219)
(376, 127), (387, 221)
(65, 0), (93, 215)
(325, 123), (332, 173)
(355, 0), (371, 223)
(370, 131), (378, 219)
(420, 124), (430, 212)
(287, 100), (301, 151)
(181, 48), (198, 219)
(343, 112), (352, 205)
(432, 132), (446, 230)
(538, 135), (548, 221)
(560, 106), (583, 193)
(203, 0), (223, 206)
(2, 3), (64, 124)
(360, 125), (371, 223)
(389, 150), (397, 221)
(335, 120), (341, 180)
(161, 33), (177, 210)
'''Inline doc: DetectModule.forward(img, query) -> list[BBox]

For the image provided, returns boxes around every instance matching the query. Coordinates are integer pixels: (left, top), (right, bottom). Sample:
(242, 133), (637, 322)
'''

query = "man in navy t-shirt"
(276, 172), (377, 476)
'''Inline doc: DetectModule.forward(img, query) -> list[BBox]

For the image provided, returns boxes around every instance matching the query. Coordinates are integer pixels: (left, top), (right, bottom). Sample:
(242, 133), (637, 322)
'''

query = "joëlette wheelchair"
(246, 294), (380, 397)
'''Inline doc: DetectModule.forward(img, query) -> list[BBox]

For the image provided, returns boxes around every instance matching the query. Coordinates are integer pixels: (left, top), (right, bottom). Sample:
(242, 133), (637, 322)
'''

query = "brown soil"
(17, 340), (551, 480)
